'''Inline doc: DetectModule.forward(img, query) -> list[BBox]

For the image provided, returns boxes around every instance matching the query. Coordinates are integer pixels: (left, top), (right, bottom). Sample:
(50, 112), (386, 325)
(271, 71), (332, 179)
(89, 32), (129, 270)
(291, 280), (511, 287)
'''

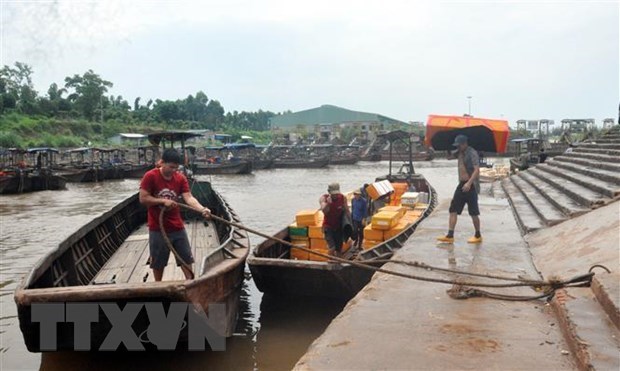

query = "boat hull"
(252, 159), (274, 170)
(248, 175), (436, 299)
(14, 180), (250, 351)
(124, 164), (154, 179)
(329, 156), (360, 165)
(273, 158), (329, 169)
(194, 161), (253, 175)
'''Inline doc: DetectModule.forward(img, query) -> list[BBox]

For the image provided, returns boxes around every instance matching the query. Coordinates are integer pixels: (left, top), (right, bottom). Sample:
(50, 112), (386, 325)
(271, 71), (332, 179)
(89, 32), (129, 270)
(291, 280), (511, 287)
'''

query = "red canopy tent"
(424, 115), (510, 153)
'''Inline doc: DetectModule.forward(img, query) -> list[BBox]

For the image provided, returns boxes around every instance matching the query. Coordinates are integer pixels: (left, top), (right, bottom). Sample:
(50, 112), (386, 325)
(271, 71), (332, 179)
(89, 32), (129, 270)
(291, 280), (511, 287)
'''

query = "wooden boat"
(252, 158), (274, 170)
(329, 155), (360, 165)
(124, 145), (159, 179)
(15, 132), (250, 352)
(0, 148), (67, 194)
(248, 174), (435, 299)
(124, 163), (154, 179)
(194, 160), (253, 175)
(329, 145), (361, 165)
(60, 148), (105, 182)
(0, 170), (30, 194)
(273, 157), (329, 169)
(360, 153), (382, 162)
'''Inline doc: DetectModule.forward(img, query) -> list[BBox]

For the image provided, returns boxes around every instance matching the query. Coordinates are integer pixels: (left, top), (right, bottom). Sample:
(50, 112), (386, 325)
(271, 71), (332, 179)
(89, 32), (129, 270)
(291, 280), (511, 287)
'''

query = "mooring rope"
(168, 203), (601, 301)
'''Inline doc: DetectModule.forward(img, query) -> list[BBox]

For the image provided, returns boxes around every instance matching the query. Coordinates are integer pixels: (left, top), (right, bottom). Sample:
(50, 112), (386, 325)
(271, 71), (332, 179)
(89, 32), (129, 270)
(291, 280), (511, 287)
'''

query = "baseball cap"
(452, 134), (468, 146)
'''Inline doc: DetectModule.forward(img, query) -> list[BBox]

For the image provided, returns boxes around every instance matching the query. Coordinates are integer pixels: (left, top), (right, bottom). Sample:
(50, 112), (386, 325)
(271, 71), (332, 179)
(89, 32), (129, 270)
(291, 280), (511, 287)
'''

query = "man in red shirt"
(139, 149), (211, 281)
(319, 182), (351, 257)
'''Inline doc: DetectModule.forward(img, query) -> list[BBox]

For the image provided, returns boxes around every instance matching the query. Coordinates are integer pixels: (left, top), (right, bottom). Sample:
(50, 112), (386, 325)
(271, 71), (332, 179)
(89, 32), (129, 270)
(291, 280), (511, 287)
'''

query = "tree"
(0, 62), (37, 114)
(64, 69), (113, 120)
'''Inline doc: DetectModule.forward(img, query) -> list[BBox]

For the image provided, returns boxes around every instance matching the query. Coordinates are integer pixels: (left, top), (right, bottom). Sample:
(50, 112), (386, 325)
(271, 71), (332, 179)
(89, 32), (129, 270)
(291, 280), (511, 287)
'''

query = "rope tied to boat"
(169, 202), (603, 301)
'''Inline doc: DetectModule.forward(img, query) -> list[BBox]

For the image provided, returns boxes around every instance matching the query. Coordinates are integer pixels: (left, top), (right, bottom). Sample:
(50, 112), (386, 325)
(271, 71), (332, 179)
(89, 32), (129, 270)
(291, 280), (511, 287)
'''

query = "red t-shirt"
(140, 168), (190, 232)
(322, 193), (345, 230)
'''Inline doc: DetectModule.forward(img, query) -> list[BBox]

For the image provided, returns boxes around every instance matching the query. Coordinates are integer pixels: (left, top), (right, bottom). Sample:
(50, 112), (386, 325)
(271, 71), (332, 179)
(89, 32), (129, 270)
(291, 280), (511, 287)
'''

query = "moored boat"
(273, 157), (329, 169)
(247, 174), (435, 299)
(14, 132), (250, 351)
(249, 130), (436, 299)
(194, 160), (253, 175)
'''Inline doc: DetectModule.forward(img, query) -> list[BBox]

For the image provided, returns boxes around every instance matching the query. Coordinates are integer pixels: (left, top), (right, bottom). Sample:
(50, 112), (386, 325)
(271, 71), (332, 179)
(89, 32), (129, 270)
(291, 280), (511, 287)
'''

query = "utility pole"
(466, 96), (472, 116)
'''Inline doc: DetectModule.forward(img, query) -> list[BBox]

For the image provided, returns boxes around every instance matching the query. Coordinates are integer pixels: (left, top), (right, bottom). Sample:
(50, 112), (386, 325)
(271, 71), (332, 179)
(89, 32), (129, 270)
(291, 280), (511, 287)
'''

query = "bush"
(0, 131), (23, 147)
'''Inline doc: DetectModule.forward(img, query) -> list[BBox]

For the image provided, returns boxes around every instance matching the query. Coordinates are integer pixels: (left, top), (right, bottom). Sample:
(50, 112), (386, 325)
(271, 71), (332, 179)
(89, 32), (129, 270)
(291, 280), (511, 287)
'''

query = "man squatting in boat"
(139, 148), (212, 281)
(319, 182), (351, 257)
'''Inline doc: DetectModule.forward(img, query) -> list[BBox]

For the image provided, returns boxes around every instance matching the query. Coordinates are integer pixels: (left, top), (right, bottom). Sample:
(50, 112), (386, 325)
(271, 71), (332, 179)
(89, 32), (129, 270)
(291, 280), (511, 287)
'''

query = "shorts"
(449, 182), (480, 216)
(323, 228), (344, 252)
(149, 230), (194, 270)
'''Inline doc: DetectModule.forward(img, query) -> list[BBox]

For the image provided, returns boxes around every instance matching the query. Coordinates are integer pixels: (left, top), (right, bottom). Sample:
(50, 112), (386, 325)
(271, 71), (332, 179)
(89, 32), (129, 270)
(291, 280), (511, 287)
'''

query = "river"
(0, 160), (464, 370)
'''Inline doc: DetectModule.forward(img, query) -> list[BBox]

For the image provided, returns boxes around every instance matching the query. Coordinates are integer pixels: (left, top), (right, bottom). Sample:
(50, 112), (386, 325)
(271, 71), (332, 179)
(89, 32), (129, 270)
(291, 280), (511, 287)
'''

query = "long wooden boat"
(0, 171), (30, 194)
(14, 180), (250, 351)
(194, 160), (253, 175)
(248, 173), (436, 299)
(272, 157), (329, 169)
(57, 166), (103, 183)
(252, 159), (274, 170)
(0, 170), (66, 194)
(329, 155), (360, 165)
(124, 163), (155, 179)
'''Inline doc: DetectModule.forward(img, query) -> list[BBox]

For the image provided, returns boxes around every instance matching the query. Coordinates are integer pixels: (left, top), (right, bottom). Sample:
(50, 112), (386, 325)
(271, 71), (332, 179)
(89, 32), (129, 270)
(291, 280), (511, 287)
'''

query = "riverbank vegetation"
(0, 62), (279, 147)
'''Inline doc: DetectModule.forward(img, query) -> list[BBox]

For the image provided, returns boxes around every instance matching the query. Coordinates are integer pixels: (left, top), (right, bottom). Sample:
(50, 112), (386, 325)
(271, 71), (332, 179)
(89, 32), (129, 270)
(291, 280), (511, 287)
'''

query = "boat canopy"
(425, 115), (510, 153)
(27, 147), (59, 153)
(378, 130), (420, 143)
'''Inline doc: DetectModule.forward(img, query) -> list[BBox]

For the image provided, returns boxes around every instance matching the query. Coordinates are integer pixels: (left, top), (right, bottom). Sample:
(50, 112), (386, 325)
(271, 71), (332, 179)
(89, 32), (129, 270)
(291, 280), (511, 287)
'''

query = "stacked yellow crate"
(292, 209), (351, 261)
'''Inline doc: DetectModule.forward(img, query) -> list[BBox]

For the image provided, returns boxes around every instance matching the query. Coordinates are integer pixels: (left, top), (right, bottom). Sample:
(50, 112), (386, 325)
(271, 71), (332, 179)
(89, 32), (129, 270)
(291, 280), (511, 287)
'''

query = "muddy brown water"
(0, 160), (468, 370)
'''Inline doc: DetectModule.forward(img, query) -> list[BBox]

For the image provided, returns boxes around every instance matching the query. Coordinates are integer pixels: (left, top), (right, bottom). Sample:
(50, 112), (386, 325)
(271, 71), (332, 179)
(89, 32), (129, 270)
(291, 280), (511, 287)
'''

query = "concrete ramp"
(295, 185), (575, 370)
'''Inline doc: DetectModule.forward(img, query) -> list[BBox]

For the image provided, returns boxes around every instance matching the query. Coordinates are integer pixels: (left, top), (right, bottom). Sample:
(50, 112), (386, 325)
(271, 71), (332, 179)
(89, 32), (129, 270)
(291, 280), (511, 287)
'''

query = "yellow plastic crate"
(310, 238), (327, 250)
(371, 211), (400, 230)
(308, 224), (324, 239)
(295, 209), (320, 227)
(290, 248), (309, 260)
(378, 205), (407, 218)
(363, 224), (384, 241)
(308, 247), (330, 262)
(384, 220), (409, 240)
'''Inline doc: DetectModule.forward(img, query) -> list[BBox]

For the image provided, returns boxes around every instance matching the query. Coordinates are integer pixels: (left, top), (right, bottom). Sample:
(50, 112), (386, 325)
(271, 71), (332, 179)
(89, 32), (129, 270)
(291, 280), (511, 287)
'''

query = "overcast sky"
(2, 0), (618, 126)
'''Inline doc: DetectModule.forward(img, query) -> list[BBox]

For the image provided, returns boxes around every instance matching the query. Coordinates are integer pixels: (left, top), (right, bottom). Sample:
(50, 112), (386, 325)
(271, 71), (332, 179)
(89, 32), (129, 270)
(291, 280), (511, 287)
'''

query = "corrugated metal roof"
(269, 104), (406, 128)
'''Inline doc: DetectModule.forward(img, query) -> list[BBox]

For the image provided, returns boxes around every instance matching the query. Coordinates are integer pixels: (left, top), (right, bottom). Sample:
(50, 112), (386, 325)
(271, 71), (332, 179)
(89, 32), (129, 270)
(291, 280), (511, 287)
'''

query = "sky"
(1, 0), (618, 127)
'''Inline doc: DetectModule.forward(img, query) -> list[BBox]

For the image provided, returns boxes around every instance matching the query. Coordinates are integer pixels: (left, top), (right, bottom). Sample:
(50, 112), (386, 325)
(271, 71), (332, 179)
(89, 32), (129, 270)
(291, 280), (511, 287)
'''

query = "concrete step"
(578, 143), (620, 150)
(510, 175), (567, 226)
(594, 138), (620, 143)
(573, 147), (620, 157)
(528, 167), (610, 207)
(562, 151), (620, 164)
(552, 287), (620, 371)
(555, 154), (620, 172)
(501, 178), (544, 234)
(550, 158), (620, 185)
(518, 171), (590, 217)
(538, 164), (620, 198)
(591, 272), (620, 331)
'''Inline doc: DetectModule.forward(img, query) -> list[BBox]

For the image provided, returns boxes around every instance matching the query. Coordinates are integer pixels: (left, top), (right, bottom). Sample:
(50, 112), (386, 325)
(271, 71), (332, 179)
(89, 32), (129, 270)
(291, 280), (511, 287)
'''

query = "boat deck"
(92, 220), (220, 284)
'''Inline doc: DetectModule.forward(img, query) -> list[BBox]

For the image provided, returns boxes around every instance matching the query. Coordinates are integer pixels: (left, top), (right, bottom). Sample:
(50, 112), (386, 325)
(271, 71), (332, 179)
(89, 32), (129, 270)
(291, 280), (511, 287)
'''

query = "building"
(107, 133), (147, 146)
(269, 104), (408, 142)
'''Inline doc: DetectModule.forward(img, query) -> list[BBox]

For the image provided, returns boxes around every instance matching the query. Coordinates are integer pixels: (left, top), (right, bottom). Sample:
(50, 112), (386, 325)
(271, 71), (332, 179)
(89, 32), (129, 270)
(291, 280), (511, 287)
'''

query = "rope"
(164, 200), (605, 301)
(158, 206), (195, 279)
(170, 203), (598, 301)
